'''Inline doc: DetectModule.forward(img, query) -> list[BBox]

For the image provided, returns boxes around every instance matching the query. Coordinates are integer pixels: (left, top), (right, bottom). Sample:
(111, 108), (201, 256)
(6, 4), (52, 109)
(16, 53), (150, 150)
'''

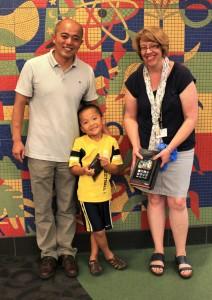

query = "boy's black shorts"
(79, 200), (113, 232)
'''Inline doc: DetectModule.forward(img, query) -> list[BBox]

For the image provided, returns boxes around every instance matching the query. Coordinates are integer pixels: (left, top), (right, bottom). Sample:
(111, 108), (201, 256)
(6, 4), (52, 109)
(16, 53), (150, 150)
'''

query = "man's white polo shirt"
(15, 50), (98, 162)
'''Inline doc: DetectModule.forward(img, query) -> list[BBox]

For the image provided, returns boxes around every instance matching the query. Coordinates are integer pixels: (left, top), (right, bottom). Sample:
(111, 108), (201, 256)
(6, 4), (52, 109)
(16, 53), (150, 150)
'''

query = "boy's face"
(79, 108), (103, 139)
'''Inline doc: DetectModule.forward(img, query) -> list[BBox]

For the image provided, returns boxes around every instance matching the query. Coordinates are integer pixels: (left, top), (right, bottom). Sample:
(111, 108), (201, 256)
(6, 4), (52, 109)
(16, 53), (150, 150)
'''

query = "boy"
(69, 104), (127, 275)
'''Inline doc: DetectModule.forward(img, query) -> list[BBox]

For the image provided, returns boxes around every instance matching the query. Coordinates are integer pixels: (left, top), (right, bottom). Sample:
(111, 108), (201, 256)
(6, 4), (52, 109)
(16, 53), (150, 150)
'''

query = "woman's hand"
(131, 147), (143, 171)
(153, 147), (171, 168)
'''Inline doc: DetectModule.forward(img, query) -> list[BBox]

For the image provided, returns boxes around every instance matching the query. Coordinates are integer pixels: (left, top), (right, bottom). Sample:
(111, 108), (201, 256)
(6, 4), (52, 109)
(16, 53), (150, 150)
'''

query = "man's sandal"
(175, 256), (193, 279)
(149, 253), (165, 276)
(89, 260), (103, 276)
(106, 255), (127, 270)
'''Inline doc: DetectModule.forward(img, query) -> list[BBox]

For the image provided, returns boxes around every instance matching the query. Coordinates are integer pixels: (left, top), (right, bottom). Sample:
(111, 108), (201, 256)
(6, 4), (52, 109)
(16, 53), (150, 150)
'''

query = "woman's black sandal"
(149, 253), (165, 276)
(175, 256), (193, 279)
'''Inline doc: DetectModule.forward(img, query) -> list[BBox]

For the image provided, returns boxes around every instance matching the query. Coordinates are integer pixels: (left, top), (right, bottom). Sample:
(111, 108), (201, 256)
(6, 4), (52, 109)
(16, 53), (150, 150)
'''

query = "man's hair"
(78, 103), (103, 119)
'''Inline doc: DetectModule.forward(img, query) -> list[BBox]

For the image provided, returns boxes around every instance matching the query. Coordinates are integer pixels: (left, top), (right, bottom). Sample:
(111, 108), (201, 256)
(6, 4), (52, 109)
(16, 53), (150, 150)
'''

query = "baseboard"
(0, 226), (210, 256)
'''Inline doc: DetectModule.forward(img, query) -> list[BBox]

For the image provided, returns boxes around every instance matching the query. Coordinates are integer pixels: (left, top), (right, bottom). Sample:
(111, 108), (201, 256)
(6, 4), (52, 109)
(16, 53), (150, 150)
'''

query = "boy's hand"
(84, 166), (95, 176)
(99, 156), (110, 168)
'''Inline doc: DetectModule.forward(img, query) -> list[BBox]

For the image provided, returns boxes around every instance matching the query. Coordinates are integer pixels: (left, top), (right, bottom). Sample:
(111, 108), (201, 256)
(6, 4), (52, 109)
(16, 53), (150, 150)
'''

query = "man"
(12, 18), (98, 279)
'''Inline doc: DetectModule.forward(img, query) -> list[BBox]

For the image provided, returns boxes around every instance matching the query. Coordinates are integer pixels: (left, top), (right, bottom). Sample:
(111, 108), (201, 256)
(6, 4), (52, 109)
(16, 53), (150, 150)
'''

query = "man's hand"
(12, 140), (25, 163)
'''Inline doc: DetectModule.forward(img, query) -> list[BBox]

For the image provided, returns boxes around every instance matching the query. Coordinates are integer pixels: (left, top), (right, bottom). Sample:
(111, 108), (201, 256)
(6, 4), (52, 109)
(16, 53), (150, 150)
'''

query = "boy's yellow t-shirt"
(69, 134), (123, 202)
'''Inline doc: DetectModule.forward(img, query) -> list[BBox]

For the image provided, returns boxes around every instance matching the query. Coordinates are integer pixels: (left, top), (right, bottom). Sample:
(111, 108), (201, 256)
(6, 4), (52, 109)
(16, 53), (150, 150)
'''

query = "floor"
(1, 244), (212, 300)
(0, 255), (91, 300)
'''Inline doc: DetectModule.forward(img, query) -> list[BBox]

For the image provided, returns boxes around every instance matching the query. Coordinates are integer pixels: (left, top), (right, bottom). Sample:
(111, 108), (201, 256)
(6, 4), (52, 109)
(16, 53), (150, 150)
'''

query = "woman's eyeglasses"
(140, 44), (160, 53)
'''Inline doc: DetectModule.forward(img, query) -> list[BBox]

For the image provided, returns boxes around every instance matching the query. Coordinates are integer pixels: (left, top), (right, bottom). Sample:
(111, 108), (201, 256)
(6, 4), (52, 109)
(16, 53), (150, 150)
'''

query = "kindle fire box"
(130, 149), (161, 190)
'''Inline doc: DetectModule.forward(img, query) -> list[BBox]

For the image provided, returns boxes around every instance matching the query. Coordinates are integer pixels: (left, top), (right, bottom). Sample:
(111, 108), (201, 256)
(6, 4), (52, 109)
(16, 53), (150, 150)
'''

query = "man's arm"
(12, 92), (28, 162)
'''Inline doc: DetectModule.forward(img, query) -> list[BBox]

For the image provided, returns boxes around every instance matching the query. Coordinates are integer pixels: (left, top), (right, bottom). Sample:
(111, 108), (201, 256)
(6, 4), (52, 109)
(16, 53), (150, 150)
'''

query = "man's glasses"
(140, 43), (160, 53)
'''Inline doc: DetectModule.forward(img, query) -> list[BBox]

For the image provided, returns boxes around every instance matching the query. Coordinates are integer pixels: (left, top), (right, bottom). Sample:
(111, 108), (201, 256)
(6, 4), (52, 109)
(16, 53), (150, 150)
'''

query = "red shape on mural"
(187, 4), (211, 10)
(76, 214), (86, 233)
(119, 135), (132, 159)
(78, 52), (102, 68)
(141, 210), (149, 230)
(113, 41), (126, 61)
(0, 76), (18, 91)
(195, 133), (212, 171)
(35, 39), (53, 56)
(101, 0), (144, 9)
(31, 0), (48, 8)
(169, 51), (184, 57)
(112, 213), (122, 222)
(189, 191), (200, 219)
(64, 0), (75, 7)
(21, 171), (30, 180)
(0, 53), (16, 61)
(0, 102), (3, 120)
(0, 216), (25, 237)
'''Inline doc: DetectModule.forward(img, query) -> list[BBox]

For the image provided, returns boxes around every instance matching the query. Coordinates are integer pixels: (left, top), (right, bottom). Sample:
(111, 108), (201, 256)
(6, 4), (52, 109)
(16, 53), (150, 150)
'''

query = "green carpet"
(78, 244), (212, 300)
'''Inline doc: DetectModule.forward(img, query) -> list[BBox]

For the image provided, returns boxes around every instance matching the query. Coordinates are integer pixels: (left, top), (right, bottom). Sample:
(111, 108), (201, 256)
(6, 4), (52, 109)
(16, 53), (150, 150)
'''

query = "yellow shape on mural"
(3, 105), (29, 121)
(111, 187), (129, 213)
(196, 93), (212, 133)
(144, 8), (184, 52)
(95, 76), (105, 91)
(184, 43), (200, 62)
(24, 198), (35, 218)
(3, 106), (13, 121)
(105, 95), (124, 133)
(0, 45), (15, 53)
(49, 0), (57, 5)
(74, 8), (102, 51)
(4, 179), (22, 193)
(0, 1), (39, 47)
(163, 9), (184, 52)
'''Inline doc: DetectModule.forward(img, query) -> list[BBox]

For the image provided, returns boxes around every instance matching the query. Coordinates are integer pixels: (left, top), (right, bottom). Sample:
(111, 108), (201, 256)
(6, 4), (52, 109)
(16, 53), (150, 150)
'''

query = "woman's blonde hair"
(132, 26), (169, 60)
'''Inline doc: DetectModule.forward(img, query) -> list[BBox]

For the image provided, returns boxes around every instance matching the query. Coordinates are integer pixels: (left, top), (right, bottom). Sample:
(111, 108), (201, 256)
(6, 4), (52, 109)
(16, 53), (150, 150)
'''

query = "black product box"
(130, 149), (161, 190)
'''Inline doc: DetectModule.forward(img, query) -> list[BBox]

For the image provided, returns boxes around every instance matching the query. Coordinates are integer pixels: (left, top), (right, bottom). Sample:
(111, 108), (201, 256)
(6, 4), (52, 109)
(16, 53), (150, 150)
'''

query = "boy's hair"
(78, 103), (103, 120)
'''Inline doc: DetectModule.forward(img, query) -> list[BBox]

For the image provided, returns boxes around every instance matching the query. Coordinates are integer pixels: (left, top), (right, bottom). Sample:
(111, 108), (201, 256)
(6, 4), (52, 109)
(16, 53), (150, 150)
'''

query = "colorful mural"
(0, 0), (211, 237)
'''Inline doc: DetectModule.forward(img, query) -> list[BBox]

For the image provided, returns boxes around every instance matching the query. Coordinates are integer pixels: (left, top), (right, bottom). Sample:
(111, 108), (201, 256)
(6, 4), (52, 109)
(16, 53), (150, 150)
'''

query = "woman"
(124, 27), (198, 279)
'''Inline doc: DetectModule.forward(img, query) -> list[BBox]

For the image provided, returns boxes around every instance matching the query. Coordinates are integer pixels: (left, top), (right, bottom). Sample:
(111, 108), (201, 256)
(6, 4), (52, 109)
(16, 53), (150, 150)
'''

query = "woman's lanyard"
(153, 92), (167, 140)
